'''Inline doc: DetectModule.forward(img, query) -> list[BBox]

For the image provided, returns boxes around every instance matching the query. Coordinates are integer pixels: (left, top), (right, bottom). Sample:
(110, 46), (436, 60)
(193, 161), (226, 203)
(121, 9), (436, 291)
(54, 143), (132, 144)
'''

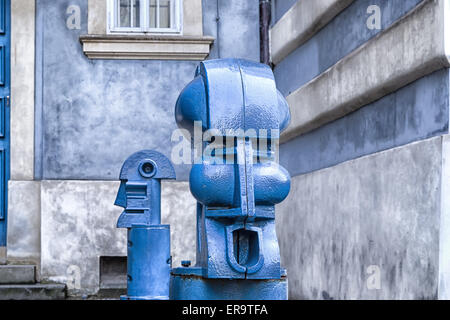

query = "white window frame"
(107, 0), (182, 34)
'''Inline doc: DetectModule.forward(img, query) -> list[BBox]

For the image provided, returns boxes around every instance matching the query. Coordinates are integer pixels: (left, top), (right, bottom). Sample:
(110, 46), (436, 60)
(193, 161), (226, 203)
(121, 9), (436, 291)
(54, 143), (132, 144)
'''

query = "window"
(108, 0), (182, 34)
(83, 0), (213, 60)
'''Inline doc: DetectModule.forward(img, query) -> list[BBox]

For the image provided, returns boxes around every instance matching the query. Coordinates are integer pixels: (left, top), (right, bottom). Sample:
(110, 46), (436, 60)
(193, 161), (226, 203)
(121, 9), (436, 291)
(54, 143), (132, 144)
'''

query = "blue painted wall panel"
(0, 0), (10, 246)
(280, 69), (450, 177)
(35, 0), (260, 181)
(274, 0), (424, 96)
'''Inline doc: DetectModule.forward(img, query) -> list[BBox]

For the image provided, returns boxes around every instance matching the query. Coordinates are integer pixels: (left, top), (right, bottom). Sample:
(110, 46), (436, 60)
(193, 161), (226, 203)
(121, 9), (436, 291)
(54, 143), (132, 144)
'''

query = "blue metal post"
(126, 225), (171, 300)
(114, 150), (176, 300)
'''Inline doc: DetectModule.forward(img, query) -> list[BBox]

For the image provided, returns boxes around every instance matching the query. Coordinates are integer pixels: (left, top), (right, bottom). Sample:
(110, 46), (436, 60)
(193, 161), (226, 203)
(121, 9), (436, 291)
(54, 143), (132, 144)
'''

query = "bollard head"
(175, 58), (290, 138)
(115, 150), (176, 228)
(118, 150), (176, 181)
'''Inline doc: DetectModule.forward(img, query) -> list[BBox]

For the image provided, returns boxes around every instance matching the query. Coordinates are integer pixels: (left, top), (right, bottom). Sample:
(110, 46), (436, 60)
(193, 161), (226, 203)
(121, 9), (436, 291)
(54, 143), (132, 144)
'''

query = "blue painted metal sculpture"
(115, 150), (176, 300)
(171, 59), (291, 299)
(116, 59), (291, 300)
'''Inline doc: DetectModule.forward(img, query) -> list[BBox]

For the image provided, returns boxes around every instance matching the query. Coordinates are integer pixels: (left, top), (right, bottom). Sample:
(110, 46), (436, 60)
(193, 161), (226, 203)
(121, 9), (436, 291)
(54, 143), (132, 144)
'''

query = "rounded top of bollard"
(175, 58), (291, 137)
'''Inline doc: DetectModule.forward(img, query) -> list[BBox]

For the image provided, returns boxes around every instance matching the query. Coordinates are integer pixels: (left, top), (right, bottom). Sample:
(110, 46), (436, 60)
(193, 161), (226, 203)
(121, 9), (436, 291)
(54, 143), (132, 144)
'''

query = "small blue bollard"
(114, 150), (175, 300)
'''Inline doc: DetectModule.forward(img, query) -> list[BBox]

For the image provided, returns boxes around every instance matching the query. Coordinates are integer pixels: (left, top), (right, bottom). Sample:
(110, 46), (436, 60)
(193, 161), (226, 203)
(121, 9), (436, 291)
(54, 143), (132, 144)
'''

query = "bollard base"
(125, 225), (171, 300)
(120, 295), (169, 300)
(170, 267), (288, 300)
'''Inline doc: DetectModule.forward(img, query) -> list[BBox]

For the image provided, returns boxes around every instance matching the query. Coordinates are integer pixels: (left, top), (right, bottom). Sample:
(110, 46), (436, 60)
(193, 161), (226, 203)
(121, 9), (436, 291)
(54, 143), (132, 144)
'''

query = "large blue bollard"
(172, 58), (291, 300)
(114, 150), (176, 300)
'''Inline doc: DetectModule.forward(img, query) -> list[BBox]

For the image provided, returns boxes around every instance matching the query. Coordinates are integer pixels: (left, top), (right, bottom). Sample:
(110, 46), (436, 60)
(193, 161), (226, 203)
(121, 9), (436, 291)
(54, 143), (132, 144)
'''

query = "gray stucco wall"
(277, 137), (442, 299)
(272, 0), (450, 300)
(273, 0), (424, 96)
(280, 69), (449, 177)
(203, 0), (260, 60)
(35, 0), (260, 181)
(39, 180), (196, 296)
(275, 0), (444, 178)
(272, 0), (298, 24)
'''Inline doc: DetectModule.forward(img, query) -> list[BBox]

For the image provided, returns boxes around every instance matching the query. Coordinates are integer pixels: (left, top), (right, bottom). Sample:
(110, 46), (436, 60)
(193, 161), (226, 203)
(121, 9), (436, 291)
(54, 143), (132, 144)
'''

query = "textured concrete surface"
(281, 0), (449, 142)
(438, 135), (450, 299)
(280, 69), (449, 178)
(40, 180), (196, 296)
(272, 0), (298, 24)
(40, 180), (125, 296)
(270, 0), (354, 65)
(183, 0), (204, 36)
(10, 0), (35, 180)
(277, 137), (442, 299)
(0, 248), (5, 265)
(36, 0), (197, 180)
(87, 0), (106, 34)
(35, 0), (260, 181)
(7, 181), (41, 264)
(202, 0), (259, 61)
(0, 283), (66, 300)
(273, 0), (423, 97)
(161, 181), (197, 268)
(0, 265), (36, 284)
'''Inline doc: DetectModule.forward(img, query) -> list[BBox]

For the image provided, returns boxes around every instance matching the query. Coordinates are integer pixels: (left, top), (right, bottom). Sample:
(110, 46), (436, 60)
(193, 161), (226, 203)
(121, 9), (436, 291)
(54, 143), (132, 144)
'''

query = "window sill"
(79, 34), (215, 60)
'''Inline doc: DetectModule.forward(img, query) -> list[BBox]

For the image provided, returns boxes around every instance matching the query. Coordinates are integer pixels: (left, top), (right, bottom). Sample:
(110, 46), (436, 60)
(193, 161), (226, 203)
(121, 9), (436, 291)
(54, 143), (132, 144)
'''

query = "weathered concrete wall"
(35, 0), (260, 181)
(273, 0), (450, 176)
(272, 0), (450, 300)
(40, 180), (196, 296)
(161, 182), (197, 268)
(270, 0), (354, 65)
(87, 0), (106, 34)
(281, 0), (448, 142)
(40, 180), (125, 296)
(273, 0), (423, 96)
(277, 137), (442, 299)
(439, 135), (450, 299)
(10, 0), (35, 181)
(280, 68), (449, 177)
(202, 0), (259, 61)
(35, 0), (195, 181)
(272, 0), (298, 24)
(7, 181), (41, 266)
